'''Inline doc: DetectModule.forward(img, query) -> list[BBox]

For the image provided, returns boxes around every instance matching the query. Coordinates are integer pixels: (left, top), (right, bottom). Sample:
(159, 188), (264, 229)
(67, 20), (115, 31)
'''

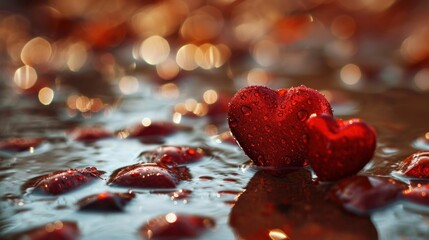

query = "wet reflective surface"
(1, 0), (429, 239)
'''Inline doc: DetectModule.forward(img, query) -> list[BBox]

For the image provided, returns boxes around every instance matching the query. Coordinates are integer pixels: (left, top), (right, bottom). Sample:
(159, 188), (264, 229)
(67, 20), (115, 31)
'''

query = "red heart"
(228, 85), (333, 168)
(307, 114), (377, 181)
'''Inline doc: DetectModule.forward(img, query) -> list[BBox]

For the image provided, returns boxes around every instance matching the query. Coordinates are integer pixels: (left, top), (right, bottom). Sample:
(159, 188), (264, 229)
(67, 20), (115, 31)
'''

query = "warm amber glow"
(185, 98), (198, 112)
(172, 112), (182, 124)
(203, 90), (218, 104)
(414, 69), (429, 91)
(340, 64), (361, 85)
(247, 68), (270, 85)
(67, 42), (87, 72)
(21, 37), (52, 66)
(195, 43), (222, 69)
(119, 76), (139, 94)
(140, 35), (170, 65)
(159, 83), (179, 99)
(176, 44), (199, 71)
(331, 15), (356, 39)
(14, 65), (38, 89)
(156, 57), (180, 80)
(165, 213), (177, 223)
(38, 87), (54, 105)
(75, 96), (91, 112)
(268, 228), (289, 240)
(252, 39), (280, 67)
(401, 32), (429, 64)
(180, 6), (223, 41)
(141, 117), (152, 127)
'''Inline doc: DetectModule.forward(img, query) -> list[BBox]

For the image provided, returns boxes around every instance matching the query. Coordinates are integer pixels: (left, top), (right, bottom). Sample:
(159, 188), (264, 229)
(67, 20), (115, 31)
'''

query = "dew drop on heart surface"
(264, 125), (271, 132)
(139, 213), (215, 239)
(297, 109), (308, 121)
(241, 105), (252, 116)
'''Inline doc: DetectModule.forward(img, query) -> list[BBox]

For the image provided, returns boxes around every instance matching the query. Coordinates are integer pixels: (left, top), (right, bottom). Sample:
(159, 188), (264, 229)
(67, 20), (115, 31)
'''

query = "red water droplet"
(108, 163), (191, 189)
(22, 167), (105, 195)
(329, 176), (406, 214)
(139, 213), (215, 239)
(397, 151), (429, 178)
(70, 127), (113, 142)
(403, 184), (429, 206)
(297, 109), (308, 121)
(77, 191), (135, 212)
(0, 137), (44, 152)
(8, 221), (79, 240)
(241, 105), (252, 116)
(140, 146), (205, 166)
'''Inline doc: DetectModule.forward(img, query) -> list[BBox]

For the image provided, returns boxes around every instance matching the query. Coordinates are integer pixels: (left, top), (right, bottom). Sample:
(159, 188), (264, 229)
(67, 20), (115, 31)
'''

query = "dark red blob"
(108, 163), (191, 189)
(329, 176), (407, 214)
(228, 85), (333, 168)
(70, 127), (113, 142)
(307, 114), (377, 181)
(22, 167), (105, 195)
(139, 213), (215, 239)
(128, 122), (185, 138)
(77, 191), (135, 212)
(0, 137), (44, 152)
(397, 151), (429, 178)
(7, 221), (79, 240)
(230, 169), (378, 240)
(140, 146), (205, 166)
(403, 184), (429, 206)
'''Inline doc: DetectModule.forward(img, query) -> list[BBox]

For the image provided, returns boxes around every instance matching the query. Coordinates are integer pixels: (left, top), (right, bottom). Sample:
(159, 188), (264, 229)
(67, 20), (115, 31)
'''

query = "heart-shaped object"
(228, 85), (333, 168)
(307, 114), (376, 181)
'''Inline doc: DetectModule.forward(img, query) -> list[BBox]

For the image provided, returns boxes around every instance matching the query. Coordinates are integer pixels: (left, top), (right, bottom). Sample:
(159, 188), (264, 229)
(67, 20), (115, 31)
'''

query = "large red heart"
(228, 85), (333, 168)
(307, 114), (377, 181)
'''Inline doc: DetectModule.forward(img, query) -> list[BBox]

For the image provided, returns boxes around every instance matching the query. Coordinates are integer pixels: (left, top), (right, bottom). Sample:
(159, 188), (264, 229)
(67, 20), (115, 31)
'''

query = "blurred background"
(0, 0), (428, 112)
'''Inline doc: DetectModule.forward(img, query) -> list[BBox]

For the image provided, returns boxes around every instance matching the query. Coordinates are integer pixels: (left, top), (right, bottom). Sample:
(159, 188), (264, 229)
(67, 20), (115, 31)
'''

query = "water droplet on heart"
(297, 110), (308, 121)
(273, 104), (278, 108)
(307, 99), (312, 104)
(229, 119), (238, 127)
(240, 94), (247, 100)
(302, 134), (308, 144)
(281, 138), (287, 144)
(263, 115), (269, 121)
(284, 156), (291, 164)
(280, 104), (286, 109)
(277, 113), (283, 117)
(264, 125), (271, 132)
(241, 106), (252, 116)
(292, 100), (297, 106)
(248, 134), (254, 138)
(257, 155), (265, 164)
(254, 92), (260, 97)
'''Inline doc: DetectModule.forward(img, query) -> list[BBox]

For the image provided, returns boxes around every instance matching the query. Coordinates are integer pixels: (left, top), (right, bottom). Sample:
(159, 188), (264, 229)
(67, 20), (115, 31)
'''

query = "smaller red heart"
(307, 114), (376, 181)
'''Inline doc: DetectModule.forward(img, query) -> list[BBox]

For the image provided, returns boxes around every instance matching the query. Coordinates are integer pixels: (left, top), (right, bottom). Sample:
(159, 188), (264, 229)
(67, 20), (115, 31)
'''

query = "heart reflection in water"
(229, 168), (377, 240)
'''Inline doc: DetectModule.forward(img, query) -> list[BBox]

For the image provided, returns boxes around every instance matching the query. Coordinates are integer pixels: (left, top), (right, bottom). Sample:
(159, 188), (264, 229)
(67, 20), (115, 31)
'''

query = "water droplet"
(241, 106), (252, 116)
(281, 138), (287, 144)
(263, 115), (269, 121)
(240, 94), (247, 100)
(273, 104), (278, 108)
(229, 119), (238, 127)
(257, 155), (265, 164)
(302, 134), (308, 144)
(307, 99), (312, 104)
(292, 100), (297, 106)
(297, 110), (308, 121)
(277, 112), (283, 117)
(280, 104), (286, 109)
(284, 156), (291, 164)
(264, 125), (271, 132)
(248, 134), (254, 138)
